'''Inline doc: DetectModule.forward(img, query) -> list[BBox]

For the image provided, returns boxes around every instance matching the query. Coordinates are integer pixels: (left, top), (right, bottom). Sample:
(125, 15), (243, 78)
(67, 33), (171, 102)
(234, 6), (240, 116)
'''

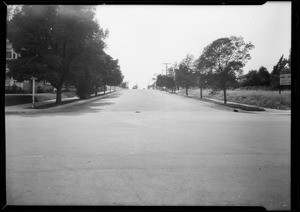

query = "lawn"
(5, 92), (77, 106)
(177, 88), (291, 110)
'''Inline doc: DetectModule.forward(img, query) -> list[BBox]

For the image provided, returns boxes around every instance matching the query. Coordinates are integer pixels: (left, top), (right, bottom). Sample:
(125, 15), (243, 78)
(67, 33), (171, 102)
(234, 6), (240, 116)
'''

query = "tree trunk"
(200, 87), (202, 99)
(56, 85), (62, 104)
(110, 86), (111, 92)
(223, 87), (227, 104)
(185, 86), (188, 96)
(279, 85), (281, 94)
(114, 86), (116, 91)
(104, 85), (106, 94)
(94, 86), (98, 96)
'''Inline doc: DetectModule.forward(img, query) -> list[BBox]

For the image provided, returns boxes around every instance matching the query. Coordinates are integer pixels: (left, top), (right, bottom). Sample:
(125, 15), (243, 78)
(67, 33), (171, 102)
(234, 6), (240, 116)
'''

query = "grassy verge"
(5, 92), (77, 106)
(177, 88), (291, 110)
(35, 99), (80, 109)
(34, 91), (112, 109)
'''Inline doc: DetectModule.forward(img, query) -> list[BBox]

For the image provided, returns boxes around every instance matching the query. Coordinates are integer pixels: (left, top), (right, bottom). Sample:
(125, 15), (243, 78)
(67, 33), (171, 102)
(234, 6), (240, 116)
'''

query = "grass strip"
(35, 99), (80, 109)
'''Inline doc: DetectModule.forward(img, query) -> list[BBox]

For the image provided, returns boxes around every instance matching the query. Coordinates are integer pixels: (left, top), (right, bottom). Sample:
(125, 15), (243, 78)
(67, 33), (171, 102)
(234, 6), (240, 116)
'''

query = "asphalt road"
(5, 89), (290, 209)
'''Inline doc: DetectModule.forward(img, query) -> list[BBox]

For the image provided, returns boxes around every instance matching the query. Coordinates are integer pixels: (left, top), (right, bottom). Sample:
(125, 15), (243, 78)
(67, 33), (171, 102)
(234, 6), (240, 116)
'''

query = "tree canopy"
(197, 36), (254, 103)
(7, 5), (122, 103)
(175, 54), (196, 96)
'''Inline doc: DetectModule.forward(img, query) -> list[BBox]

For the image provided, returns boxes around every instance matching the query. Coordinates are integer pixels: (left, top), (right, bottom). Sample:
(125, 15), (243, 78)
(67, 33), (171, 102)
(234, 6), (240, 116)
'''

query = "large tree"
(199, 36), (254, 103)
(7, 5), (106, 103)
(175, 54), (196, 96)
(100, 55), (121, 94)
(194, 58), (209, 98)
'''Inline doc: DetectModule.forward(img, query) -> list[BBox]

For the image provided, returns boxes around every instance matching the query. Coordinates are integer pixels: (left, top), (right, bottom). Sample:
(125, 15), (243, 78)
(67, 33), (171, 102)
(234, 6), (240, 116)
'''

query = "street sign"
(280, 74), (291, 85)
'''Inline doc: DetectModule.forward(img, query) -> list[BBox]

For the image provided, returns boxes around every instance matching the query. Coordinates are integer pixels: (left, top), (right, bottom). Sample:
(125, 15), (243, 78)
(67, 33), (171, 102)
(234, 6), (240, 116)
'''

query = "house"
(6, 39), (54, 93)
(5, 39), (19, 89)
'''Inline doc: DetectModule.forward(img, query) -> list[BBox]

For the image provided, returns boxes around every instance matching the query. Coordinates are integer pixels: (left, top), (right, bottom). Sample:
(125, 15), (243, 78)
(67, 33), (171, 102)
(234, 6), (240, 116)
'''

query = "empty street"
(5, 89), (290, 210)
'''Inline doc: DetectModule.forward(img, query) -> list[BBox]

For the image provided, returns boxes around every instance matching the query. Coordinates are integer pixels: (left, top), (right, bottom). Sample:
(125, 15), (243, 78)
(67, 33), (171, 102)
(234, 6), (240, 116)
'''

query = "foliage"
(155, 74), (176, 91)
(258, 66), (270, 86)
(7, 5), (122, 102)
(120, 81), (129, 89)
(106, 59), (124, 87)
(175, 54), (197, 95)
(242, 70), (261, 86)
(270, 55), (289, 89)
(198, 36), (254, 103)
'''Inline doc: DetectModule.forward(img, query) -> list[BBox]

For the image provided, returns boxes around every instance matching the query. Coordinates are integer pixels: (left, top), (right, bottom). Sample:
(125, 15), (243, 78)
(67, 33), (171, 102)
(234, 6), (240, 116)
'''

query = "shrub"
(37, 86), (44, 93)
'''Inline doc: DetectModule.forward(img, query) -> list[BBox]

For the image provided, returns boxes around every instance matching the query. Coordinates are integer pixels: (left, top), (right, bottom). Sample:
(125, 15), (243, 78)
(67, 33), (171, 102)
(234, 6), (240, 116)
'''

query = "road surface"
(5, 89), (290, 210)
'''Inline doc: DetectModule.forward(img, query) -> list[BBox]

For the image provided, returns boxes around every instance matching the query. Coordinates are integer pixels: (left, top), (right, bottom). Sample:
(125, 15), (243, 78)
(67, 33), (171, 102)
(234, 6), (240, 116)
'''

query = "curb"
(169, 90), (291, 114)
(5, 91), (119, 114)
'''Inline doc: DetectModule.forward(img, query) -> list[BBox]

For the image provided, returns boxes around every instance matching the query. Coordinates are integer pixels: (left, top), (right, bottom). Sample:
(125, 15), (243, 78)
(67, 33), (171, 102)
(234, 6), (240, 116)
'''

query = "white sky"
(95, 2), (291, 89)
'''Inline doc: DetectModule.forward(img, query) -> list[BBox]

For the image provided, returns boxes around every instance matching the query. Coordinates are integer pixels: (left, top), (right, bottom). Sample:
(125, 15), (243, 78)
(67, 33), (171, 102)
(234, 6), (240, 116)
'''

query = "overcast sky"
(95, 2), (291, 89)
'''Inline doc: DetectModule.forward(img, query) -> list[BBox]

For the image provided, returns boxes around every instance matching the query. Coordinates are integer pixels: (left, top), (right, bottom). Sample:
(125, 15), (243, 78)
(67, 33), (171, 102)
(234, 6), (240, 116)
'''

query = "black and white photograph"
(4, 1), (294, 211)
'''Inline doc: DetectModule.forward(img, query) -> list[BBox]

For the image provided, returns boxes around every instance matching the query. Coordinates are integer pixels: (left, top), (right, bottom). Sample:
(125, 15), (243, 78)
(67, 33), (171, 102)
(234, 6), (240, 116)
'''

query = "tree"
(155, 74), (165, 89)
(242, 70), (260, 86)
(270, 55), (288, 90)
(258, 66), (270, 86)
(287, 50), (291, 71)
(175, 54), (196, 96)
(199, 36), (254, 103)
(194, 58), (209, 98)
(155, 74), (176, 92)
(109, 66), (124, 91)
(106, 59), (123, 91)
(7, 5), (106, 103)
(68, 31), (108, 99)
(120, 81), (129, 89)
(165, 75), (176, 92)
(99, 55), (122, 94)
(166, 66), (176, 92)
(240, 67), (270, 87)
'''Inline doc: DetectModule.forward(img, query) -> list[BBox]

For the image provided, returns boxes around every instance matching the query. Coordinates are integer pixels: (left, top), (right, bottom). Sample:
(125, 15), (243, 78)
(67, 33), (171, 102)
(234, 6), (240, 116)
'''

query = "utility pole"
(30, 77), (37, 108)
(163, 63), (171, 75)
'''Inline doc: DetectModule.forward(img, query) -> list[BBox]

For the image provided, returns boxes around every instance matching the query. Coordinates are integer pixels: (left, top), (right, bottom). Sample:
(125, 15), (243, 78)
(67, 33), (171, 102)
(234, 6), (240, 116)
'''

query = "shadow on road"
(19, 92), (121, 117)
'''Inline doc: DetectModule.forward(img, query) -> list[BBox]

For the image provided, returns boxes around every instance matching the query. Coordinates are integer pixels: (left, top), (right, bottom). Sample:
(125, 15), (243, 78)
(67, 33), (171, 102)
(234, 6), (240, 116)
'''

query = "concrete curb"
(5, 90), (119, 114)
(201, 97), (291, 114)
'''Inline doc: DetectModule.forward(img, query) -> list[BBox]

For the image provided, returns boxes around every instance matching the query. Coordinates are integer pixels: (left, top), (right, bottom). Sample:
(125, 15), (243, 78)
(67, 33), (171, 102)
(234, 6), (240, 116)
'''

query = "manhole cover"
(135, 111), (140, 113)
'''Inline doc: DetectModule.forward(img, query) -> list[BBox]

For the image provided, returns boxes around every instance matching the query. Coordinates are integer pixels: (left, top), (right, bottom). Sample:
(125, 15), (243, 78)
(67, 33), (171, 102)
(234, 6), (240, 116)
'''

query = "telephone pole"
(163, 63), (171, 75)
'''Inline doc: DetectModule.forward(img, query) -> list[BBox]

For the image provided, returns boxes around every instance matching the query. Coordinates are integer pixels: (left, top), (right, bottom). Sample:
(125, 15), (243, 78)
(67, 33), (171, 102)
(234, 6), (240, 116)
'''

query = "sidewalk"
(5, 90), (118, 114)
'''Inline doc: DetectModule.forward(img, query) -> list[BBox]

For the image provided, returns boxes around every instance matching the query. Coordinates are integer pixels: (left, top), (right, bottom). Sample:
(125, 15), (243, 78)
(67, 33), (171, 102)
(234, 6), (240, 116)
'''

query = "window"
(6, 51), (12, 59)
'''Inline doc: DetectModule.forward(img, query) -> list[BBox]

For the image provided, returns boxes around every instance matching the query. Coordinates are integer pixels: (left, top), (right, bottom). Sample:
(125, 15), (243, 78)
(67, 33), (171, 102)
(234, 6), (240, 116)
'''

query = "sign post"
(279, 73), (291, 94)
(30, 77), (37, 108)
